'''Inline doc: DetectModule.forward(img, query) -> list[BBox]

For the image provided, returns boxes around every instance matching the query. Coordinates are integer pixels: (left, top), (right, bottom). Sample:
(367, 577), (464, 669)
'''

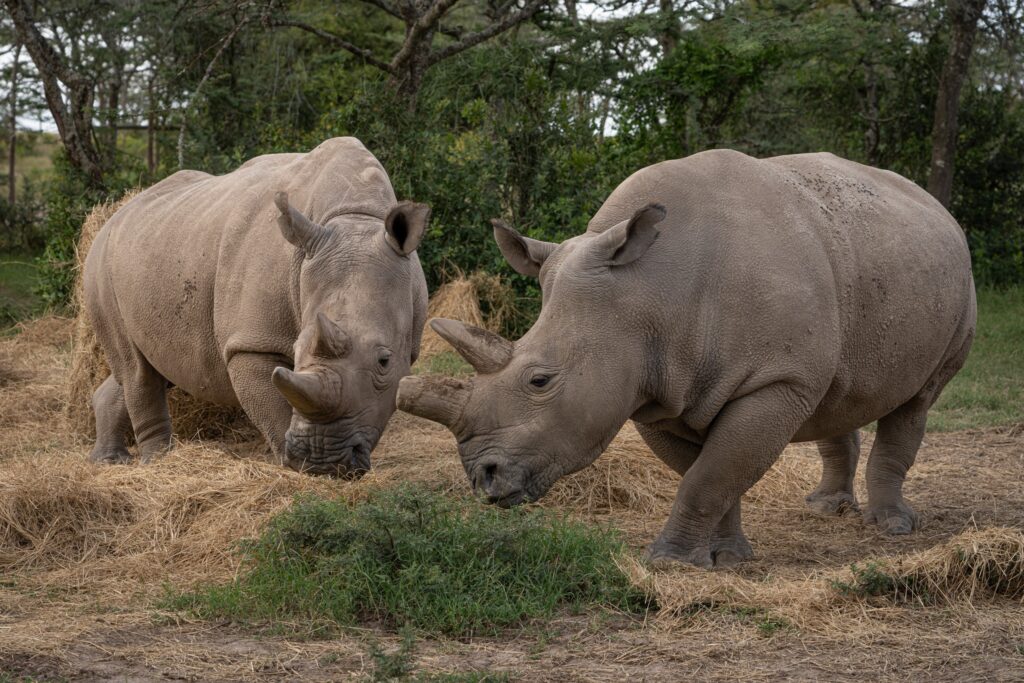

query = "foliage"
(163, 485), (652, 637)
(7, 0), (1024, 309)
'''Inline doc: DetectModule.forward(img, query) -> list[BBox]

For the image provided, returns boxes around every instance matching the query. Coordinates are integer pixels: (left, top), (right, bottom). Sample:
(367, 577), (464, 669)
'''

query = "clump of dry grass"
(0, 446), (338, 589)
(833, 527), (1024, 604)
(65, 191), (249, 441)
(546, 423), (676, 515)
(418, 271), (516, 359)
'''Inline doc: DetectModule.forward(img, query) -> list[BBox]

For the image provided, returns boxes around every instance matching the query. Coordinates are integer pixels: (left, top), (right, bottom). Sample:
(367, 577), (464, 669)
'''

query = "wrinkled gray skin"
(84, 137), (429, 476)
(398, 150), (976, 568)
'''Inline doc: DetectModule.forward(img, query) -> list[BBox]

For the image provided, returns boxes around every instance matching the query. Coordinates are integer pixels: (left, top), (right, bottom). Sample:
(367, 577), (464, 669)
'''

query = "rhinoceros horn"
(396, 375), (471, 429)
(272, 367), (335, 416)
(275, 191), (329, 257)
(430, 318), (512, 374)
(312, 312), (351, 358)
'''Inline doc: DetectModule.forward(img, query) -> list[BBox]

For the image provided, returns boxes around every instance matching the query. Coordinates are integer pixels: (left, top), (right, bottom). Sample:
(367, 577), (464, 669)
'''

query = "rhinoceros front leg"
(646, 384), (812, 569)
(227, 353), (292, 464)
(89, 375), (133, 464)
(635, 424), (752, 566)
(806, 430), (861, 516)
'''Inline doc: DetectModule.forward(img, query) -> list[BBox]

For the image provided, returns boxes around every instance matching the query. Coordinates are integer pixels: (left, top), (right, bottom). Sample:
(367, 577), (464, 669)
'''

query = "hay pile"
(0, 446), (337, 590)
(418, 271), (516, 359)
(65, 192), (250, 441)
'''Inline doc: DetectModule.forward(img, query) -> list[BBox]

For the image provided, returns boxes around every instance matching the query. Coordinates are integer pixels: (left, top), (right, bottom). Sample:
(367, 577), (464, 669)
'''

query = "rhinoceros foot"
(88, 444), (132, 465)
(805, 490), (860, 517)
(645, 531), (754, 570)
(863, 501), (919, 535)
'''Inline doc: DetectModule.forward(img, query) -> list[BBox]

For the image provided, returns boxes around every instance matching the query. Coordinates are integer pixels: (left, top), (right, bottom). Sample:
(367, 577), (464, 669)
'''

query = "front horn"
(430, 319), (512, 375)
(397, 376), (471, 430)
(272, 367), (334, 417)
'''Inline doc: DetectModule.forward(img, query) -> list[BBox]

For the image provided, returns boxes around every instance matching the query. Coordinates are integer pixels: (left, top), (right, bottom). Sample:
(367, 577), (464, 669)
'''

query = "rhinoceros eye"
(377, 350), (392, 370)
(529, 374), (550, 388)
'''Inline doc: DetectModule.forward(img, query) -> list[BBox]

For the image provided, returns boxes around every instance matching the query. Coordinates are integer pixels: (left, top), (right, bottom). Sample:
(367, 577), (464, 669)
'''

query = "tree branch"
(390, 0), (462, 70)
(356, 0), (403, 20)
(427, 0), (545, 66)
(270, 18), (395, 74)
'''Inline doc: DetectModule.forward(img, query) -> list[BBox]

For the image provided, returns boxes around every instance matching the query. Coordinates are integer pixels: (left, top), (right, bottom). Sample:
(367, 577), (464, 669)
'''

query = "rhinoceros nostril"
(483, 463), (497, 492)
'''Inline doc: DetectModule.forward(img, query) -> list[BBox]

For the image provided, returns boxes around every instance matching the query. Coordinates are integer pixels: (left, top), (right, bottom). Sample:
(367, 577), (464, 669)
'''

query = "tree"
(271, 0), (547, 101)
(2, 0), (105, 186)
(927, 0), (988, 207)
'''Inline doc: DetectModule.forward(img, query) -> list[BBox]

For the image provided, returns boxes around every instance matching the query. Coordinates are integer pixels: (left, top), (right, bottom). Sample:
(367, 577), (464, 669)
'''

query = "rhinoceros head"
(272, 191), (430, 477)
(397, 204), (665, 505)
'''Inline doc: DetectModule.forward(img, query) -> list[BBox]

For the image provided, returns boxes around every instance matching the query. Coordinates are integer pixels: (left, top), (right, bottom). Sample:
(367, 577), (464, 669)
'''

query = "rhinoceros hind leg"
(863, 397), (927, 535)
(89, 375), (132, 465)
(122, 357), (172, 463)
(806, 430), (861, 516)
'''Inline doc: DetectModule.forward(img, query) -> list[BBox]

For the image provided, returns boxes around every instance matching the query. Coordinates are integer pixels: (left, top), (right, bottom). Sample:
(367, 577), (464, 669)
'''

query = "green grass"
(0, 252), (41, 329)
(162, 486), (652, 638)
(414, 351), (473, 377)
(929, 286), (1024, 431)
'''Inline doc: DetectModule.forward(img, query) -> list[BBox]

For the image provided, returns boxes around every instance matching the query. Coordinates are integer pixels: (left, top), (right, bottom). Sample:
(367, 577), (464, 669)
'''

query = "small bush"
(830, 562), (934, 605)
(164, 486), (653, 637)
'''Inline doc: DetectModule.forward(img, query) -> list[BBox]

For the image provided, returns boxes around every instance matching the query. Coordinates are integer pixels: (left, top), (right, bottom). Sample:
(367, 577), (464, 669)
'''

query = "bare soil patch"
(1, 316), (1022, 681)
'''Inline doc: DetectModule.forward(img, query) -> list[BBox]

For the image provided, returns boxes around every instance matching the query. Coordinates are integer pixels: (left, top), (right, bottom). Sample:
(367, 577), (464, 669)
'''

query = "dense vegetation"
(1, 0), (1022, 316)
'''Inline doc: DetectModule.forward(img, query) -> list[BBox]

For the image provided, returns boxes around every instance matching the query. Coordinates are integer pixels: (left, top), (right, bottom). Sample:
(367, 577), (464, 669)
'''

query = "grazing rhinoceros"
(84, 137), (430, 477)
(398, 149), (976, 568)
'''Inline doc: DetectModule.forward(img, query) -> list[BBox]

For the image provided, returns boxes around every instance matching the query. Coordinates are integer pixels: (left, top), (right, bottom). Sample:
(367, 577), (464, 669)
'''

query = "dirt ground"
(1, 316), (1022, 682)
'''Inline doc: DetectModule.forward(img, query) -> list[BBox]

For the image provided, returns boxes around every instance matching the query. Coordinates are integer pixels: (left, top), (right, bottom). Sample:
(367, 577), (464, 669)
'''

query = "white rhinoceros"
(84, 137), (430, 477)
(398, 149), (976, 568)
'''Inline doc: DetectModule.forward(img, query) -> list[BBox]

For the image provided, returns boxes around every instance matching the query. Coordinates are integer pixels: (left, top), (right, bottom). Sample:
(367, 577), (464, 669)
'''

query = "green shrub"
(163, 486), (653, 637)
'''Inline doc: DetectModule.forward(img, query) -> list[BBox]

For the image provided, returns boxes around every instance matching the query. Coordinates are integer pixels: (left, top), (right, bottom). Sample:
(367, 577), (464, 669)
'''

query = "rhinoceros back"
(85, 137), (397, 405)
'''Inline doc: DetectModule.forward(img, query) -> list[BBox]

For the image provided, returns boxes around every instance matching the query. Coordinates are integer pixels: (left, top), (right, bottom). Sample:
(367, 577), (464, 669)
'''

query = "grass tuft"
(163, 485), (653, 637)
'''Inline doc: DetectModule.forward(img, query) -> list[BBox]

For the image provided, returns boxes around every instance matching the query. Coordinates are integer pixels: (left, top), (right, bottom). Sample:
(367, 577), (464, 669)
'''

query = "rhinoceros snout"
(283, 425), (377, 479)
(470, 457), (527, 508)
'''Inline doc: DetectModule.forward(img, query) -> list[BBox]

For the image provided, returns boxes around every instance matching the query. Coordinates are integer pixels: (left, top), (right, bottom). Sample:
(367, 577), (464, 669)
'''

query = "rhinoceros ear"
(275, 191), (329, 258)
(590, 203), (665, 267)
(491, 219), (557, 278)
(385, 201), (431, 256)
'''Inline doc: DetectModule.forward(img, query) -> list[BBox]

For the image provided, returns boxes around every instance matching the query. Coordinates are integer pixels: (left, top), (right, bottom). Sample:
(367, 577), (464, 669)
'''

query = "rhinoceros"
(84, 137), (430, 477)
(398, 149), (976, 568)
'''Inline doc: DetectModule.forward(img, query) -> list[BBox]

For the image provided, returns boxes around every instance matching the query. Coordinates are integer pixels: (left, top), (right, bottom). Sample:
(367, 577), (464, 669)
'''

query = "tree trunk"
(927, 0), (988, 208)
(147, 76), (156, 175)
(8, 41), (21, 206)
(3, 0), (105, 187)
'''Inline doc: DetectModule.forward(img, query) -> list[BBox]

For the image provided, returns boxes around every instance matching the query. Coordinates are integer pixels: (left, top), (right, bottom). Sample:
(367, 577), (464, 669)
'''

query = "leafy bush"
(164, 486), (652, 637)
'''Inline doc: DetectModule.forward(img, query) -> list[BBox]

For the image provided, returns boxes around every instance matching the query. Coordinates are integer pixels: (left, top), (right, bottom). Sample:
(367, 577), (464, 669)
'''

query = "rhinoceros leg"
(227, 353), (292, 463)
(122, 357), (172, 463)
(806, 431), (861, 516)
(863, 396), (927, 535)
(635, 424), (753, 566)
(89, 375), (132, 465)
(644, 384), (810, 569)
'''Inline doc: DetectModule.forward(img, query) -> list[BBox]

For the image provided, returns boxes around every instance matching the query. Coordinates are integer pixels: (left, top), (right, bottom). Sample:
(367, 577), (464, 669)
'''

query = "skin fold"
(398, 149), (976, 569)
(84, 137), (430, 477)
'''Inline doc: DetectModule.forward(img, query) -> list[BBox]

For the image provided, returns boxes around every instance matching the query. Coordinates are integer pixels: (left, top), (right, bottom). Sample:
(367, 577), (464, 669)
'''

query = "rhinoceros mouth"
(283, 424), (380, 478)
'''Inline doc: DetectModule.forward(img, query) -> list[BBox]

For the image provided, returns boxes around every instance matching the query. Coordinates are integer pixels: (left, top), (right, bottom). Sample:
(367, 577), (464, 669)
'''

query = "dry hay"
(837, 526), (1024, 604)
(418, 271), (516, 359)
(546, 423), (677, 515)
(0, 446), (338, 590)
(65, 191), (250, 441)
